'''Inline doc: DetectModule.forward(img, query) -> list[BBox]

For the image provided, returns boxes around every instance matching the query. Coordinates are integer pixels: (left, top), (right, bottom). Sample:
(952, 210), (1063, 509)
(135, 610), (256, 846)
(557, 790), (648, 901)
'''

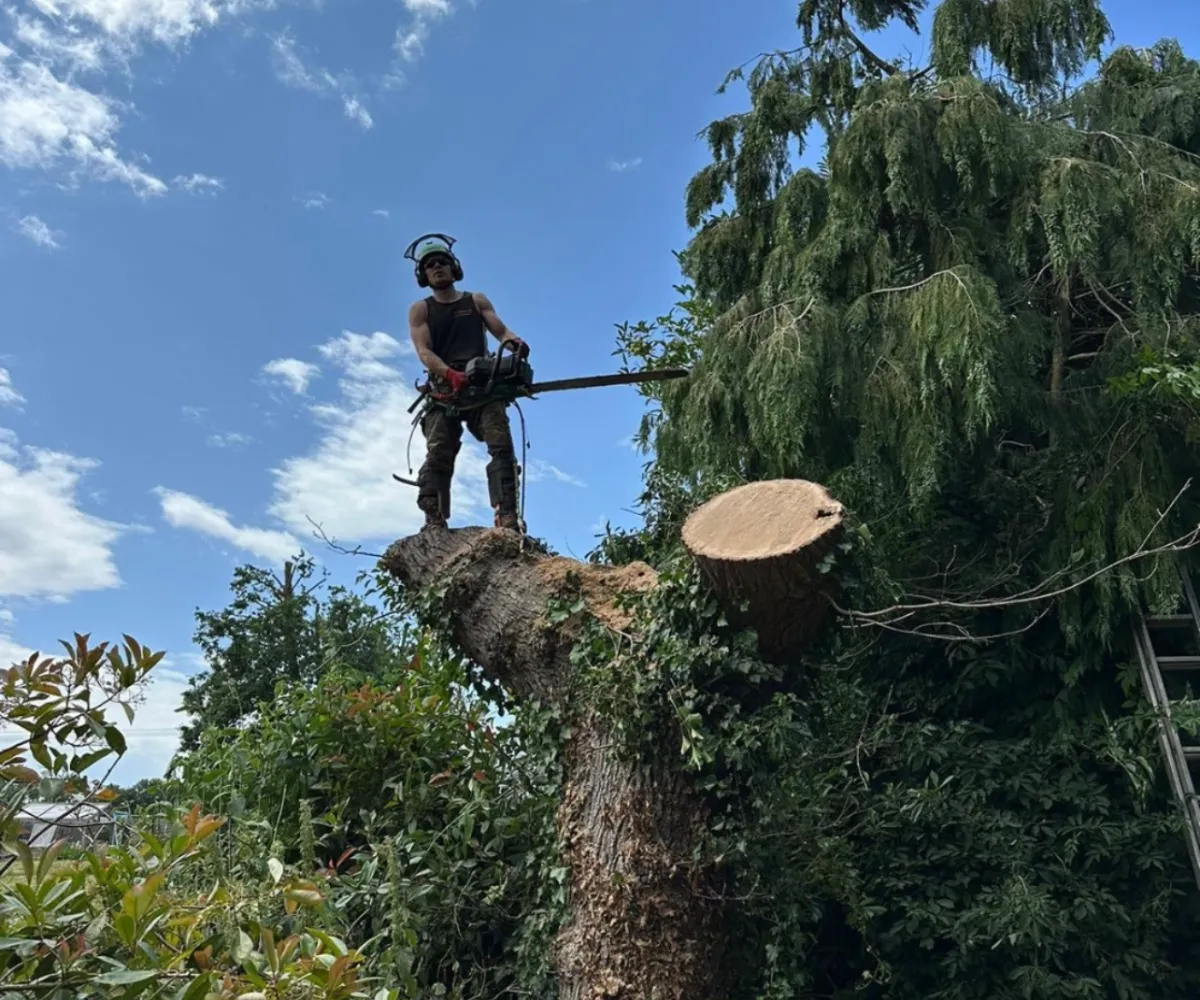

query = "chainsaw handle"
(483, 339), (519, 397)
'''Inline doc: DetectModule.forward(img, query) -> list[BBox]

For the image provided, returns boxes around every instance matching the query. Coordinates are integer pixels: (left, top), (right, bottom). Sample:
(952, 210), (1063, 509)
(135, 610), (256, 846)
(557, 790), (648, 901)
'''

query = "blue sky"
(1, 0), (1194, 786)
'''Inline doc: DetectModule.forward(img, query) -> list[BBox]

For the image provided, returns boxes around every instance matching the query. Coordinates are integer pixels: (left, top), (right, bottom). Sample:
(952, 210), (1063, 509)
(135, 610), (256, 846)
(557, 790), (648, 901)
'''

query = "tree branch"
(832, 482), (1200, 640)
(838, 5), (899, 76)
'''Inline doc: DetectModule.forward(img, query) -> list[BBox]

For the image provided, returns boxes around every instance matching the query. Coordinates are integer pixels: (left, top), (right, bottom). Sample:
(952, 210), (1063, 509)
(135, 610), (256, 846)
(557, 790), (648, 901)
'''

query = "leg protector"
(486, 455), (518, 515)
(473, 401), (519, 518)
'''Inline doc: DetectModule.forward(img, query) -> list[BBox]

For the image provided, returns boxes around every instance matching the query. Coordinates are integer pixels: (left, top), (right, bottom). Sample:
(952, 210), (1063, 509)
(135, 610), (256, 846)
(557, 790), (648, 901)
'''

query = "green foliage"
(1, 794), (387, 999)
(110, 777), (175, 815)
(1, 634), (161, 790)
(167, 596), (565, 999)
(179, 556), (411, 751)
(0, 634), (398, 1000)
(602, 1), (1200, 996)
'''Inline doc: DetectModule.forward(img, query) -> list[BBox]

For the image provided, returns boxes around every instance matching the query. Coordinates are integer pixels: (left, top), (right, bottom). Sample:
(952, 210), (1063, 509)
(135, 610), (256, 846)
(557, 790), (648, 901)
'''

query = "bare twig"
(305, 516), (383, 560)
(831, 483), (1198, 641)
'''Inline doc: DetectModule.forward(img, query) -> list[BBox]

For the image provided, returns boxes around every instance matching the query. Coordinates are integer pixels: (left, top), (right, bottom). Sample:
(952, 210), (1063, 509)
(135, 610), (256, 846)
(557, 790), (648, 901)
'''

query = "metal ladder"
(1133, 571), (1200, 890)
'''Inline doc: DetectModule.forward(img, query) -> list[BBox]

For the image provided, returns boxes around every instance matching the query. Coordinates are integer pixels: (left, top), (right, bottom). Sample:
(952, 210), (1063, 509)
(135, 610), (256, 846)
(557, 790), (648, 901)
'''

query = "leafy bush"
(0, 635), (406, 999)
(165, 623), (564, 998)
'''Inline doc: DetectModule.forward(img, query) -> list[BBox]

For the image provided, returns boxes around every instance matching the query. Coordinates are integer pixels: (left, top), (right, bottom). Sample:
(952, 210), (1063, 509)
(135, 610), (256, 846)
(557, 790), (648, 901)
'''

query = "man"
(405, 234), (529, 532)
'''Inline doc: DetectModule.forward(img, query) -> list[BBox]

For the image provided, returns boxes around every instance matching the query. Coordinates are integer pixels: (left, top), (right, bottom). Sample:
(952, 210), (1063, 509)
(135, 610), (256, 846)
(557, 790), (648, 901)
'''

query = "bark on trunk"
(381, 527), (727, 999)
(681, 479), (845, 662)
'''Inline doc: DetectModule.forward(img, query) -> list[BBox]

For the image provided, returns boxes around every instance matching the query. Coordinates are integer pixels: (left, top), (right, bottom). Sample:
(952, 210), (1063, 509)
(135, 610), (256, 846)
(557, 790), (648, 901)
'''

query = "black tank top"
(426, 292), (487, 366)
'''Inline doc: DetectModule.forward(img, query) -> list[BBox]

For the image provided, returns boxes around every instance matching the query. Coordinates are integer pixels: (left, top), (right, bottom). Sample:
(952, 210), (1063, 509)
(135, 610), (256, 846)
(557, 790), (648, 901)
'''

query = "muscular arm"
(473, 291), (519, 345)
(408, 299), (450, 377)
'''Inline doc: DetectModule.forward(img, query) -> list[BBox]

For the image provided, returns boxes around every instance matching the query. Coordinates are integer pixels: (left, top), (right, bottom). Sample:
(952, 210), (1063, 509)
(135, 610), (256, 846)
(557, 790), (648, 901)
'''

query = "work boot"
(420, 502), (447, 531)
(418, 485), (449, 532)
(495, 510), (522, 532)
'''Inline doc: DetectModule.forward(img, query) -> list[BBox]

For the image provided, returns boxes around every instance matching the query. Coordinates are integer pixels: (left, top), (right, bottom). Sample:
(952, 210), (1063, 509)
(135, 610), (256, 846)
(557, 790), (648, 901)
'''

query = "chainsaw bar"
(527, 368), (689, 395)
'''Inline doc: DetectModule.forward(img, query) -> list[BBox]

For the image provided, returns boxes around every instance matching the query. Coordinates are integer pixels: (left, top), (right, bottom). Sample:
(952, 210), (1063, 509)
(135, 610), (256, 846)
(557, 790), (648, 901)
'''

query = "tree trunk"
(381, 527), (728, 999)
(681, 479), (845, 662)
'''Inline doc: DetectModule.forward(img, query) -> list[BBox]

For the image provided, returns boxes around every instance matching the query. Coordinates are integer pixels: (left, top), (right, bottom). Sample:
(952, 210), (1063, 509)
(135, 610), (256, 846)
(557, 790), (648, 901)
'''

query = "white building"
(16, 801), (114, 849)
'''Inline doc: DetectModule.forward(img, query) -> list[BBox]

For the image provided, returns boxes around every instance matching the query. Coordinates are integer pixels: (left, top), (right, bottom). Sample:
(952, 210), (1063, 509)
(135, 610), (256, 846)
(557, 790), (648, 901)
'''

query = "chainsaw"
(406, 338), (688, 415)
(394, 340), (688, 490)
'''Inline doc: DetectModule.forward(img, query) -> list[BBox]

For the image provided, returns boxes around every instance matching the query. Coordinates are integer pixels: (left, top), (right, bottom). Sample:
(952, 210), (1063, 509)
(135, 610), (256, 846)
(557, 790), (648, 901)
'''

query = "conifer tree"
(613, 0), (1200, 995)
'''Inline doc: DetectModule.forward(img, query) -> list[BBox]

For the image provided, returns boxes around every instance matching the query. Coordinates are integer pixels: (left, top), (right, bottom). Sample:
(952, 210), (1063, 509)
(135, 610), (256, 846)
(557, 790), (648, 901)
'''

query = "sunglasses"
(423, 256), (452, 270)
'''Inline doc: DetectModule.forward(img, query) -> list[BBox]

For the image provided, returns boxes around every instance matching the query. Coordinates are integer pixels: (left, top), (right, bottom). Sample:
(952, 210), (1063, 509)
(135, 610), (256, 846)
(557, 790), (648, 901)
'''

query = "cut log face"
(381, 527), (727, 999)
(682, 479), (845, 661)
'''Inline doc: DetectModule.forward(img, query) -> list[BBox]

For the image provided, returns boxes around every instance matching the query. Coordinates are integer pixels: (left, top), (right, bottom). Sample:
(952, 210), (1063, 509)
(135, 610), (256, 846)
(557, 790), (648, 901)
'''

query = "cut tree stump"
(681, 479), (845, 661)
(381, 526), (728, 1000)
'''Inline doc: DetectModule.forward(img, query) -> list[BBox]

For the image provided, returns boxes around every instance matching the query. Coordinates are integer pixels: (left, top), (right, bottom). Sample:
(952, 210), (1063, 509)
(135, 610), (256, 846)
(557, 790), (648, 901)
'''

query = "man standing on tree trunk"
(405, 234), (529, 532)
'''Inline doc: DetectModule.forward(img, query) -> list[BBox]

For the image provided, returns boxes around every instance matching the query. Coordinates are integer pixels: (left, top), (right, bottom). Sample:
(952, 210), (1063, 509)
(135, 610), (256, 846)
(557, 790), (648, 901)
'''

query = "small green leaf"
(173, 973), (214, 1000)
(71, 748), (113, 773)
(94, 969), (160, 985)
(29, 739), (52, 770)
(233, 929), (254, 963)
(105, 725), (127, 754)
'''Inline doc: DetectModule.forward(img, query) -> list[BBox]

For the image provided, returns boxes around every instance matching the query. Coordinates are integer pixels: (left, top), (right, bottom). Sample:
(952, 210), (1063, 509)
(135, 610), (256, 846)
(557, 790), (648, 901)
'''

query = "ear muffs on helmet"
(404, 233), (464, 287)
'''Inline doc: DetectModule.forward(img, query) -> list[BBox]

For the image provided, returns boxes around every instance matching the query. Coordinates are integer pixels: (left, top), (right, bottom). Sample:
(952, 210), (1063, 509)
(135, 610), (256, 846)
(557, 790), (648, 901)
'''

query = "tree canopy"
(178, 555), (411, 750)
(603, 0), (1200, 995)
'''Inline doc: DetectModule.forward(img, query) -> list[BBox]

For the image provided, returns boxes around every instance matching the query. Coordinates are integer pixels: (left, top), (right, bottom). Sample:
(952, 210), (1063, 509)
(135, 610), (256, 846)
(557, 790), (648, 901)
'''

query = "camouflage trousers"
(416, 398), (519, 523)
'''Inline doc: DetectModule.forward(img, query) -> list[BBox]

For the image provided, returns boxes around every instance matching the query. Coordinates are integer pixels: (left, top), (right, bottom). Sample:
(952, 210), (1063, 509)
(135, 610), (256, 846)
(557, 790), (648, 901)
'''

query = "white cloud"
(154, 486), (300, 562)
(316, 329), (409, 380)
(299, 191), (328, 209)
(14, 213), (60, 248)
(263, 356), (319, 394)
(0, 628), (33, 667)
(28, 0), (224, 48)
(394, 0), (453, 64)
(270, 30), (328, 89)
(526, 458), (586, 488)
(607, 156), (642, 172)
(206, 431), (251, 448)
(174, 172), (222, 193)
(341, 94), (372, 129)
(0, 368), (25, 407)
(10, 12), (105, 71)
(0, 0), (261, 195)
(268, 329), (490, 541)
(372, 208), (388, 218)
(0, 431), (126, 600)
(270, 32), (372, 130)
(0, 56), (167, 195)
